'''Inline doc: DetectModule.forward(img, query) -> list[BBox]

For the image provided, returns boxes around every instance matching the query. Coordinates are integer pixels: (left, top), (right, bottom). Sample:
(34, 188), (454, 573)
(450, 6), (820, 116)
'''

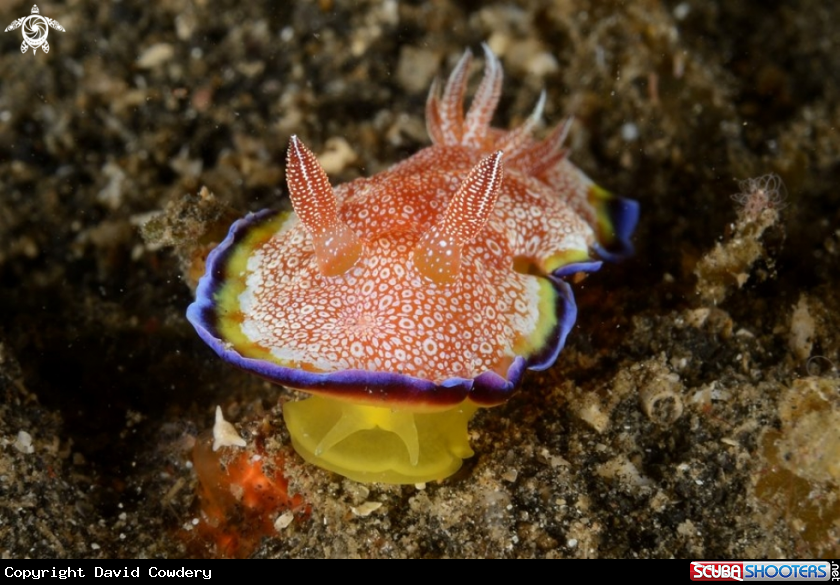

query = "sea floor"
(0, 0), (838, 558)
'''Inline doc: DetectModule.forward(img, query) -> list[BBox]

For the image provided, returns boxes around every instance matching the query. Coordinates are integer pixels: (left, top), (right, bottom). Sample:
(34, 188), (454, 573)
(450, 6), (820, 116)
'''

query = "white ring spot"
(350, 341), (365, 358)
(378, 294), (393, 311)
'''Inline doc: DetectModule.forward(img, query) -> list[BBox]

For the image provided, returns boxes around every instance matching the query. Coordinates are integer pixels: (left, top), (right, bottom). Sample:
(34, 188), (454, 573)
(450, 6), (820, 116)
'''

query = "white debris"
(351, 501), (383, 517)
(621, 122), (640, 142)
(212, 406), (246, 452)
(13, 430), (34, 454)
(501, 468), (518, 483)
(673, 2), (691, 20)
(136, 43), (175, 69)
(317, 137), (357, 175)
(97, 161), (126, 210)
(789, 295), (816, 362)
(274, 511), (295, 531)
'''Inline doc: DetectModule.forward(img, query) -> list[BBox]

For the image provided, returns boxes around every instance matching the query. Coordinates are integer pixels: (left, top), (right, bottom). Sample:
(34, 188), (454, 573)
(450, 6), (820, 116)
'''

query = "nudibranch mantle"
(188, 45), (638, 484)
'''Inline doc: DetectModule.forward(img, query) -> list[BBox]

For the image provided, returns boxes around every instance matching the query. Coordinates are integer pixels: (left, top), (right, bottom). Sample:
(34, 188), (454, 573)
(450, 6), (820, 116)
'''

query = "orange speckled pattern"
(236, 184), (541, 381)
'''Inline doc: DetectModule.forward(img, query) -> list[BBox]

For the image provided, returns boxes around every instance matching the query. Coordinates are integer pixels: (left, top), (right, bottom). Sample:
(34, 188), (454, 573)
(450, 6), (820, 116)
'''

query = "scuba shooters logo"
(4, 5), (64, 54)
(690, 561), (835, 582)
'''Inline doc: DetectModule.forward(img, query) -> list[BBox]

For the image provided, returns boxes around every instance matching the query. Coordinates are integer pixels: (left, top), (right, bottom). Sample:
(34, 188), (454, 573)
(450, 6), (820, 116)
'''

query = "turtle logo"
(5, 5), (65, 55)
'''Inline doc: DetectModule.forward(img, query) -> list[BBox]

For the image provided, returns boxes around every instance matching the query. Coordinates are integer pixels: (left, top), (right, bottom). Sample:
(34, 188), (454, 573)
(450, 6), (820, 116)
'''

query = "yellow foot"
(283, 396), (479, 484)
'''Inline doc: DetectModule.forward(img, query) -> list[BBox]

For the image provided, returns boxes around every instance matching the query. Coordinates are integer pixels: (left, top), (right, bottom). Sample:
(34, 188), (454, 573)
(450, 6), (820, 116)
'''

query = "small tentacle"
(508, 117), (572, 176)
(493, 90), (546, 156)
(413, 151), (504, 284)
(425, 77), (445, 145)
(462, 43), (504, 147)
(437, 49), (473, 144)
(286, 136), (364, 277)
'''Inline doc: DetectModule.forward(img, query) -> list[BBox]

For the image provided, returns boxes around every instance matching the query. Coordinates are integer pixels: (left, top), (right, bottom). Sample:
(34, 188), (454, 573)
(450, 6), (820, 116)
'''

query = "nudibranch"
(187, 45), (638, 484)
